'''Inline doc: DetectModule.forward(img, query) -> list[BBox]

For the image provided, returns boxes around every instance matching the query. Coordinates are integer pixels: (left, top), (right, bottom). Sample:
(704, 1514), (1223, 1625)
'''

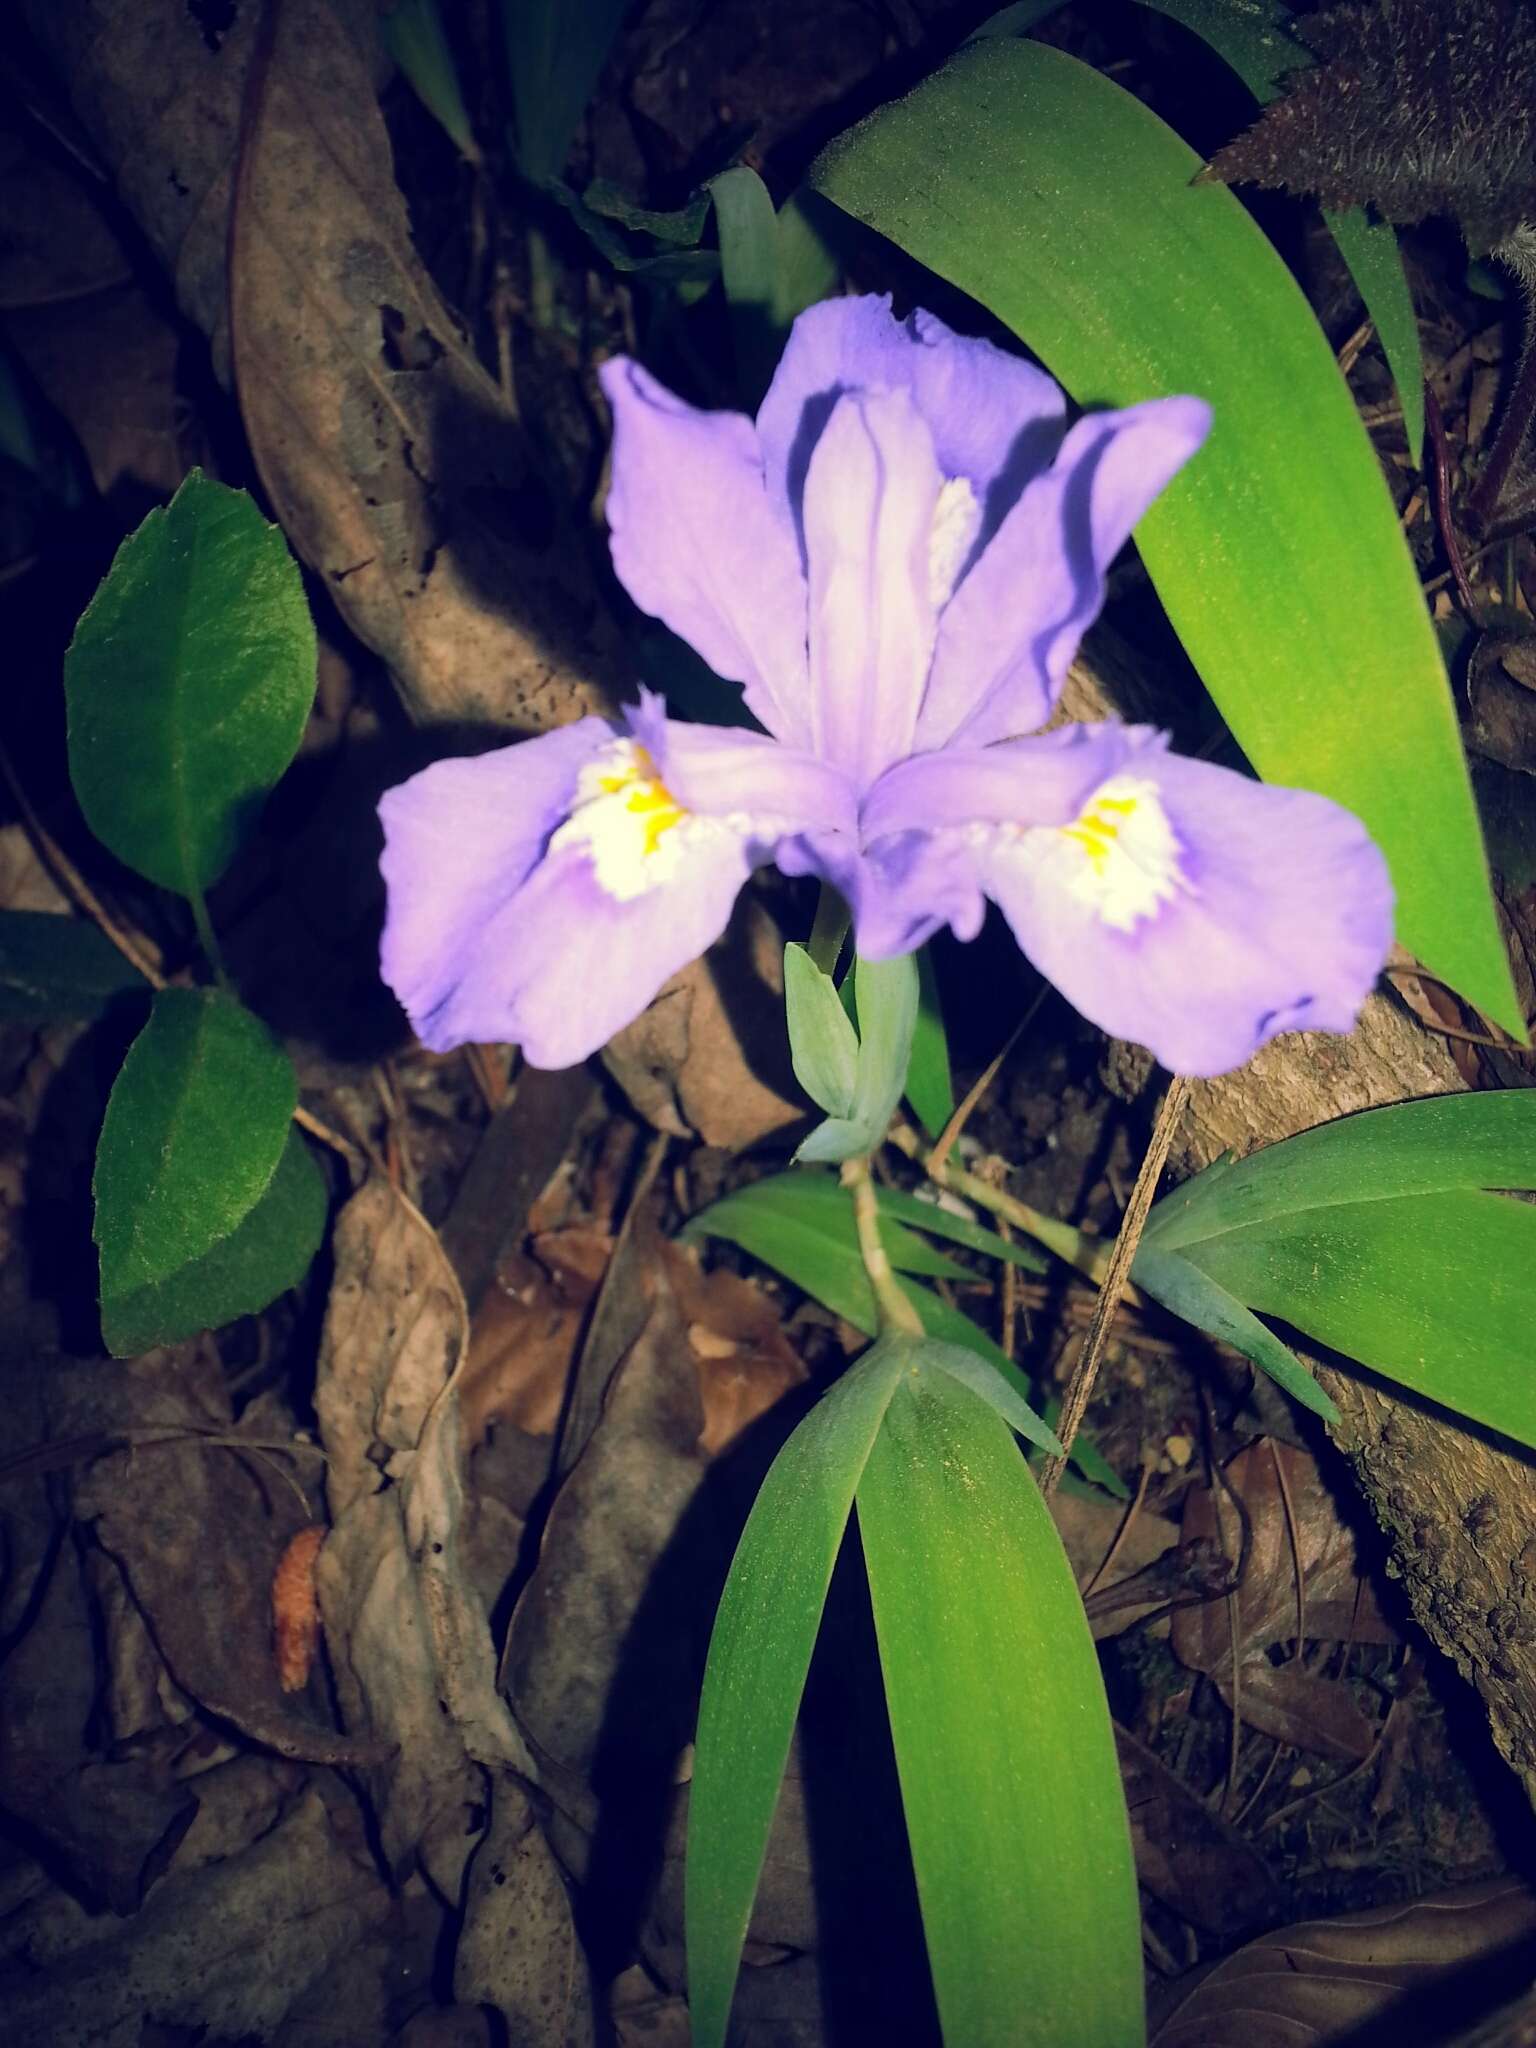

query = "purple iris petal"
(627, 690), (858, 835)
(756, 294), (1067, 567)
(964, 730), (1394, 1076)
(426, 838), (755, 1069)
(600, 358), (811, 745)
(803, 389), (944, 785)
(915, 397), (1213, 751)
(379, 719), (611, 1049)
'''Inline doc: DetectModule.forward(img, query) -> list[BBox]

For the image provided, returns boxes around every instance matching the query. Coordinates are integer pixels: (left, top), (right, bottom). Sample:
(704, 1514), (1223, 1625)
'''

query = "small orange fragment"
(272, 1523), (326, 1693)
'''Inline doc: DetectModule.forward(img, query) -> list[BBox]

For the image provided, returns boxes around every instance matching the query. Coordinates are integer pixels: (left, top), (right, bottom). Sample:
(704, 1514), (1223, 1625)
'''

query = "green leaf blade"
(687, 1336), (913, 2048)
(812, 36), (1518, 1033)
(94, 988), (296, 1313)
(857, 1364), (1142, 2047)
(65, 471), (317, 897)
(783, 942), (860, 1117)
(0, 910), (149, 1022)
(101, 1126), (327, 1356)
(904, 945), (955, 1140)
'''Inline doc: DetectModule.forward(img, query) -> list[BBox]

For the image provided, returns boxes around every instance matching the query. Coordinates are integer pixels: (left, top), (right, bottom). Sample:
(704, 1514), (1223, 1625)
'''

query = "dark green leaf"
(1178, 1187), (1536, 1448)
(904, 946), (955, 1140)
(920, 1337), (1063, 1455)
(1132, 1245), (1340, 1423)
(687, 1171), (971, 1284)
(1131, 0), (1424, 464)
(0, 911), (149, 1022)
(101, 1128), (327, 1357)
(380, 0), (479, 161)
(709, 166), (783, 406)
(687, 1336), (912, 2048)
(783, 943), (859, 1118)
(94, 988), (295, 1312)
(546, 181), (722, 279)
(1143, 1089), (1536, 1253)
(502, 0), (628, 188)
(65, 471), (317, 897)
(812, 35), (1520, 1034)
(582, 178), (711, 245)
(857, 1365), (1142, 2047)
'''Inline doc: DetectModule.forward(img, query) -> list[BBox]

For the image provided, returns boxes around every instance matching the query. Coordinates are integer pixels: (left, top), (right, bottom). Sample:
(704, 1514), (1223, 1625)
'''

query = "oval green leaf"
(783, 941), (860, 1118)
(65, 470), (317, 897)
(94, 987), (296, 1316)
(856, 1362), (1142, 2046)
(812, 36), (1520, 1034)
(687, 1335), (912, 2048)
(101, 1127), (327, 1357)
(0, 910), (149, 1022)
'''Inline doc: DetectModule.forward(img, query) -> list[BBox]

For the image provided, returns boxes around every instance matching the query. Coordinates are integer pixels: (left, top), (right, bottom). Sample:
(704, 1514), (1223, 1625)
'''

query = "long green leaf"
(501, 0), (627, 188)
(101, 1128), (327, 1357)
(798, 950), (920, 1164)
(687, 1336), (912, 2048)
(812, 36), (1519, 1034)
(905, 945), (955, 1139)
(857, 1364), (1142, 2047)
(1182, 1188), (1536, 1448)
(1143, 1090), (1536, 1253)
(783, 942), (860, 1117)
(1132, 1244), (1339, 1423)
(65, 471), (317, 898)
(380, 0), (479, 161)
(94, 988), (295, 1315)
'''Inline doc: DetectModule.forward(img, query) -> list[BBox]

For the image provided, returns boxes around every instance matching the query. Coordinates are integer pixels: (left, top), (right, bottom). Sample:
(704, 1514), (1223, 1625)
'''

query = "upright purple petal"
(915, 397), (1213, 751)
(379, 720), (612, 1045)
(756, 295), (1067, 566)
(802, 388), (944, 786)
(970, 732), (1393, 1076)
(600, 358), (811, 744)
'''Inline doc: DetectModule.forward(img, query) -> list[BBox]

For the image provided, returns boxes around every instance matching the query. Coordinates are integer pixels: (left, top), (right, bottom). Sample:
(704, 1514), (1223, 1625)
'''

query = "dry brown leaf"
(1172, 1441), (1397, 1760)
(1048, 1486), (1181, 1639)
(1152, 1876), (1536, 2047)
(228, 0), (622, 730)
(603, 892), (809, 1149)
(661, 1240), (806, 1455)
(1115, 1722), (1283, 1939)
(26, 0), (621, 732)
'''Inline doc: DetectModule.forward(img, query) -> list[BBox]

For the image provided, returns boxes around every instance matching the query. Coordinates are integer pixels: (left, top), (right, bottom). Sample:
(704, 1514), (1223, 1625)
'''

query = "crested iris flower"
(379, 295), (1393, 1078)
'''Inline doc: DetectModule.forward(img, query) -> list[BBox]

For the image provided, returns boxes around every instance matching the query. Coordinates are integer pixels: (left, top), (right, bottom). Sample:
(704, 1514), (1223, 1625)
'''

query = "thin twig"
(928, 982), (1048, 1175)
(1039, 1075), (1190, 1500)
(1425, 383), (1480, 616)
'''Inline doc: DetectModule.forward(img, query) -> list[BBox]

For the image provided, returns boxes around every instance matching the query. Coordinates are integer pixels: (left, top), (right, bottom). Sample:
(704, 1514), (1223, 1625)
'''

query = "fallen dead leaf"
(1172, 1440), (1397, 1760)
(1151, 1876), (1536, 2047)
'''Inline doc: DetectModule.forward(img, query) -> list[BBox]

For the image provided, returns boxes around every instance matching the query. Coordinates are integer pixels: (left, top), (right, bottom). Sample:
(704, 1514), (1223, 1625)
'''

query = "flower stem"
(189, 883), (235, 999)
(842, 1154), (924, 1337)
(807, 884), (851, 977)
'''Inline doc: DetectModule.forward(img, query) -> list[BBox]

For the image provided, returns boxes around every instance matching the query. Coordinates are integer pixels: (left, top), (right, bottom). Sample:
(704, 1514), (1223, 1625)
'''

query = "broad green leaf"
(0, 911), (148, 1022)
(94, 988), (295, 1311)
(1130, 0), (1424, 466)
(857, 1365), (1142, 2047)
(501, 0), (627, 188)
(685, 1173), (1061, 1453)
(783, 942), (860, 1118)
(1132, 1244), (1340, 1423)
(380, 0), (479, 161)
(1179, 1187), (1536, 1448)
(65, 471), (317, 898)
(772, 189), (842, 329)
(798, 951), (919, 1164)
(904, 945), (955, 1139)
(101, 1128), (327, 1357)
(1143, 1090), (1536, 1253)
(812, 36), (1521, 1035)
(687, 1335), (912, 2048)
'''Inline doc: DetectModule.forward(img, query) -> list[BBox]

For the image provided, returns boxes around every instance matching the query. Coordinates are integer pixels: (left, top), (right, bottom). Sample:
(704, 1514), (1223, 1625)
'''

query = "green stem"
(189, 884), (233, 997)
(842, 1154), (924, 1337)
(807, 884), (850, 977)
(888, 1122), (1138, 1302)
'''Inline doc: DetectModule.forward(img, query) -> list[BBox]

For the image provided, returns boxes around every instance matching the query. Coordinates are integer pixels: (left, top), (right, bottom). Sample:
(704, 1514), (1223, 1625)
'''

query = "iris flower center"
(550, 739), (695, 902)
(1050, 775), (1188, 931)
